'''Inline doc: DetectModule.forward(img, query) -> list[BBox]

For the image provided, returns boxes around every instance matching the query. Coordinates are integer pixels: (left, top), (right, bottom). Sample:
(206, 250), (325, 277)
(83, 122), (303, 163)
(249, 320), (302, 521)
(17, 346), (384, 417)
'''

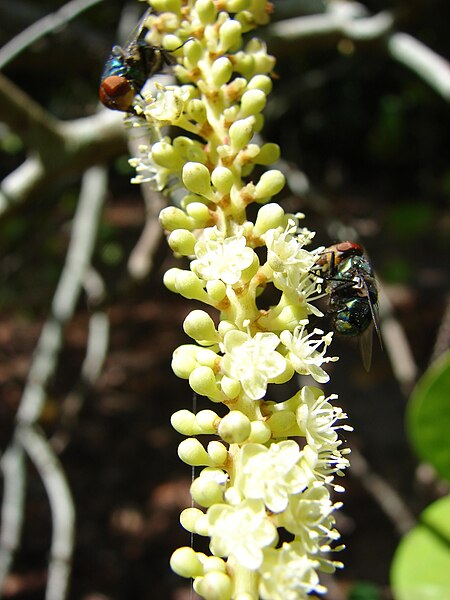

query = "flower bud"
(233, 52), (255, 78)
(256, 142), (280, 165)
(171, 343), (199, 378)
(185, 201), (211, 224)
(186, 98), (207, 123)
(180, 507), (206, 533)
(229, 117), (255, 150)
(248, 420), (272, 443)
(183, 310), (219, 343)
(189, 366), (225, 402)
(178, 438), (213, 466)
(195, 0), (217, 24)
(168, 229), (196, 255)
(170, 546), (204, 578)
(171, 409), (197, 434)
(267, 410), (297, 436)
(191, 476), (224, 507)
(239, 89), (266, 117)
(218, 411), (251, 443)
(151, 0), (181, 13)
(183, 162), (213, 198)
(219, 19), (242, 52)
(196, 409), (219, 433)
(254, 169), (285, 201)
(151, 141), (182, 169)
(225, 0), (250, 11)
(159, 206), (196, 231)
(184, 38), (204, 68)
(211, 166), (234, 195)
(202, 556), (227, 573)
(212, 57), (233, 86)
(253, 203), (285, 236)
(220, 375), (241, 399)
(207, 441), (228, 465)
(194, 571), (233, 600)
(206, 280), (227, 302)
(248, 74), (272, 95)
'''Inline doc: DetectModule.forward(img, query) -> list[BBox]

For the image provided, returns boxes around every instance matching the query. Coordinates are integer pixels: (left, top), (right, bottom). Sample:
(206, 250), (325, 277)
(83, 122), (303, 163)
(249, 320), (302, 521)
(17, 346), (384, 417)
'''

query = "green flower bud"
(225, 0), (250, 12)
(253, 113), (264, 133)
(194, 571), (232, 600)
(184, 310), (219, 343)
(233, 52), (255, 79)
(191, 476), (224, 507)
(254, 169), (286, 201)
(248, 420), (272, 443)
(184, 38), (204, 68)
(150, 0), (181, 14)
(171, 409), (197, 434)
(211, 57), (233, 86)
(186, 98), (207, 124)
(202, 556), (227, 573)
(195, 0), (217, 24)
(171, 343), (199, 378)
(207, 441), (228, 465)
(189, 366), (224, 402)
(229, 117), (255, 151)
(205, 280), (227, 303)
(239, 89), (266, 118)
(219, 19), (242, 52)
(218, 411), (251, 443)
(178, 438), (213, 466)
(217, 320), (236, 337)
(211, 166), (234, 194)
(168, 229), (197, 255)
(169, 270), (210, 302)
(240, 252), (260, 283)
(253, 203), (285, 236)
(267, 410), (297, 436)
(185, 201), (211, 224)
(180, 507), (206, 533)
(220, 375), (241, 399)
(151, 141), (182, 169)
(183, 162), (213, 198)
(255, 142), (280, 165)
(162, 34), (183, 51)
(196, 348), (219, 368)
(248, 74), (273, 95)
(170, 546), (204, 578)
(159, 206), (196, 232)
(196, 409), (219, 433)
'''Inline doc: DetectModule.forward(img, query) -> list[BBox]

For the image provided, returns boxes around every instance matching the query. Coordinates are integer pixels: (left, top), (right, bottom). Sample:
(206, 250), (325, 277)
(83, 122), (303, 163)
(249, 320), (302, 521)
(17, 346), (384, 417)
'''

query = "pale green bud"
(254, 169), (286, 201)
(184, 38), (204, 68)
(180, 507), (206, 533)
(178, 438), (213, 466)
(159, 206), (196, 232)
(196, 409), (219, 433)
(254, 52), (276, 74)
(202, 556), (227, 574)
(183, 162), (213, 197)
(190, 476), (224, 507)
(162, 34), (183, 51)
(205, 280), (227, 302)
(253, 203), (285, 236)
(233, 52), (255, 79)
(168, 229), (196, 255)
(189, 366), (224, 402)
(196, 348), (219, 368)
(184, 310), (219, 343)
(207, 441), (228, 465)
(168, 270), (210, 302)
(253, 113), (264, 133)
(171, 343), (199, 378)
(248, 420), (272, 443)
(170, 546), (204, 578)
(151, 141), (182, 169)
(224, 486), (243, 505)
(181, 193), (208, 209)
(239, 89), (266, 117)
(171, 409), (197, 434)
(195, 0), (217, 24)
(220, 375), (241, 399)
(248, 74), (273, 95)
(267, 410), (297, 436)
(211, 166), (234, 194)
(240, 252), (260, 282)
(186, 98), (207, 123)
(150, 0), (181, 14)
(256, 142), (280, 165)
(194, 572), (232, 600)
(218, 411), (251, 443)
(219, 19), (242, 52)
(229, 117), (255, 150)
(217, 320), (236, 337)
(211, 57), (233, 86)
(185, 201), (210, 224)
(225, 0), (250, 11)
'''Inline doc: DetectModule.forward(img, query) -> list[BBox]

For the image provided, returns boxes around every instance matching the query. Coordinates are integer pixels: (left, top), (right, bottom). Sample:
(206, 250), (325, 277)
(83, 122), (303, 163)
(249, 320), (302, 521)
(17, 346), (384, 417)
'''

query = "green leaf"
(391, 495), (450, 600)
(407, 350), (450, 482)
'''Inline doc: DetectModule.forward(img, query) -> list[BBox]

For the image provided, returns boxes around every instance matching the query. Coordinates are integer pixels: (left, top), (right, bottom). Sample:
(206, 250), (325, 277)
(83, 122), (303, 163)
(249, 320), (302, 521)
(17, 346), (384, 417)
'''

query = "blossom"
(236, 441), (307, 513)
(144, 85), (189, 125)
(259, 542), (325, 600)
(221, 330), (286, 400)
(280, 321), (338, 383)
(207, 499), (277, 570)
(191, 227), (255, 285)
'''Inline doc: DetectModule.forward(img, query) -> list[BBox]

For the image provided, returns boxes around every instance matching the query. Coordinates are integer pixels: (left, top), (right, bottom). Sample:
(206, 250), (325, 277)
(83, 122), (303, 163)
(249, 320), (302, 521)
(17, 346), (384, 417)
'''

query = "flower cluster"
(129, 1), (352, 598)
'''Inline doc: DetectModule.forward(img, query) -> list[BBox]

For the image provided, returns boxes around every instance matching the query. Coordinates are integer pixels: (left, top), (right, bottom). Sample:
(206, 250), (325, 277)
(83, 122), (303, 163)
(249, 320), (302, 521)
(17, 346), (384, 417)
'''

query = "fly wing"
(359, 323), (373, 372)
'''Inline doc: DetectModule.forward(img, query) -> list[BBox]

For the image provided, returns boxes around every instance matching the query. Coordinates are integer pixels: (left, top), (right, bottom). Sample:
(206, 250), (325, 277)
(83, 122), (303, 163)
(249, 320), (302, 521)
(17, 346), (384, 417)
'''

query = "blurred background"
(0, 0), (449, 598)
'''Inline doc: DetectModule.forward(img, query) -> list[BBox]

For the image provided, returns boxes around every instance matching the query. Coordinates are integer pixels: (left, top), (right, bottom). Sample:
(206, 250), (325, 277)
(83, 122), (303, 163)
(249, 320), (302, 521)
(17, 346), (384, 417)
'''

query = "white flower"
(221, 330), (286, 400)
(144, 85), (189, 125)
(130, 145), (174, 191)
(280, 321), (338, 383)
(191, 227), (255, 285)
(278, 486), (341, 556)
(208, 499), (277, 570)
(236, 441), (308, 513)
(259, 542), (325, 600)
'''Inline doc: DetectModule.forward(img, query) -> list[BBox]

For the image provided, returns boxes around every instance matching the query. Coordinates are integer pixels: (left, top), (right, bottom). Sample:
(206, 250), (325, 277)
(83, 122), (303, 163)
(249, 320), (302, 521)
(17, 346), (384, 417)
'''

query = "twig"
(430, 293), (450, 364)
(0, 0), (104, 69)
(17, 426), (75, 600)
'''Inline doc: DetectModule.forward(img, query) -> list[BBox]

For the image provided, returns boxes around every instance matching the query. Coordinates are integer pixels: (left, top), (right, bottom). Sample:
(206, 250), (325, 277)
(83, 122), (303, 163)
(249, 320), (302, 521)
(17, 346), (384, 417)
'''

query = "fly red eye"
(333, 241), (364, 256)
(99, 75), (135, 111)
